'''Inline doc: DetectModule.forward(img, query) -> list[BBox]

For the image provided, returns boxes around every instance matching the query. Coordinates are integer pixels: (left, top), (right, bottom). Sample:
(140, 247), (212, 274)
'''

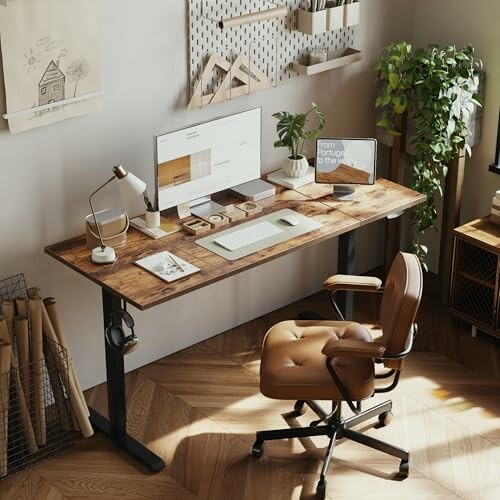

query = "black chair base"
(252, 400), (409, 500)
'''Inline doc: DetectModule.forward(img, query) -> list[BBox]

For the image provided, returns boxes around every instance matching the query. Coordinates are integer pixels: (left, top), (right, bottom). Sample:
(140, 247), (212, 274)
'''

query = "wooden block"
(202, 213), (230, 228)
(182, 218), (212, 235)
(224, 206), (247, 222)
(235, 201), (262, 216)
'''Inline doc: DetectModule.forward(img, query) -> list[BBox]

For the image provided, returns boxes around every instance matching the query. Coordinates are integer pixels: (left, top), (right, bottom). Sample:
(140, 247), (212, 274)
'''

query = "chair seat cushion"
(260, 320), (375, 401)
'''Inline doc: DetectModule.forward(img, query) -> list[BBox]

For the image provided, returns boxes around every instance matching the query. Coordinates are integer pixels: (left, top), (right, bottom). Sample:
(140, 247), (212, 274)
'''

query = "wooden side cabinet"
(449, 217), (500, 339)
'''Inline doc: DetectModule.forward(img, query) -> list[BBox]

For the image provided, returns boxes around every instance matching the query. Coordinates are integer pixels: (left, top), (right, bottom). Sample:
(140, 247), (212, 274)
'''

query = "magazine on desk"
(134, 251), (200, 283)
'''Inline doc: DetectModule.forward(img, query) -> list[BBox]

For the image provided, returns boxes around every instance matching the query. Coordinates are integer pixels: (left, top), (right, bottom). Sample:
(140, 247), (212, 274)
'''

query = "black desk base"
(89, 407), (165, 472)
(92, 230), (356, 472)
(90, 289), (166, 473)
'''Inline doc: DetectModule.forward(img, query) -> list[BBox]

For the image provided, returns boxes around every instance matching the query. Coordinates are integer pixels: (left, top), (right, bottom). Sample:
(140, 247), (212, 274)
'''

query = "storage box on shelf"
(297, 8), (327, 35)
(326, 5), (343, 31)
(296, 1), (360, 35)
(344, 1), (360, 27)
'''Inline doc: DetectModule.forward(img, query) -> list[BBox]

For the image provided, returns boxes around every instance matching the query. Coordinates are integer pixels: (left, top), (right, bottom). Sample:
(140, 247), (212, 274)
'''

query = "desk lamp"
(89, 164), (147, 264)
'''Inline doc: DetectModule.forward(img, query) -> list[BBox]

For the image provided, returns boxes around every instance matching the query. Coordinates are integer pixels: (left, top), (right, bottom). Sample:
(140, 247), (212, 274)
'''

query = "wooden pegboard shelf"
(292, 47), (362, 76)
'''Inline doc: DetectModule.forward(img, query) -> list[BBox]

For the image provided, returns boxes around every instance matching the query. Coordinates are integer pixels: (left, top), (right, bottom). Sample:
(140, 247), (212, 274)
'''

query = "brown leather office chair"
(252, 252), (423, 499)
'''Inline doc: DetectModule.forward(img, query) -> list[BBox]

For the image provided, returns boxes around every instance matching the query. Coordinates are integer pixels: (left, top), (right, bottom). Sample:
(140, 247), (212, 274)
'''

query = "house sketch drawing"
(39, 59), (65, 107)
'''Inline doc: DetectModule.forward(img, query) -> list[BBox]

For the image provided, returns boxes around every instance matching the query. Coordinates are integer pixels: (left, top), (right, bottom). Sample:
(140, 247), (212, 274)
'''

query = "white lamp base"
(91, 246), (117, 264)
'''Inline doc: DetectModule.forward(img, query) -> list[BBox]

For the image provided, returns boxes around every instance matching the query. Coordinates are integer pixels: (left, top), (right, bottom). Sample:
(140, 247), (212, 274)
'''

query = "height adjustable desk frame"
(45, 178), (424, 472)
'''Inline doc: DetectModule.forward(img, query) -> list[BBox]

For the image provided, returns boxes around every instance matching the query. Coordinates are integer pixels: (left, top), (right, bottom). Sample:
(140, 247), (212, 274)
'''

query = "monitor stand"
(190, 196), (225, 217)
(332, 185), (356, 201)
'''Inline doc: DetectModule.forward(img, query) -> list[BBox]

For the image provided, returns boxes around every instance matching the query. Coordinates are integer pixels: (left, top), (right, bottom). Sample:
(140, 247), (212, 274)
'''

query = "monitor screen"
(315, 138), (377, 185)
(155, 108), (261, 211)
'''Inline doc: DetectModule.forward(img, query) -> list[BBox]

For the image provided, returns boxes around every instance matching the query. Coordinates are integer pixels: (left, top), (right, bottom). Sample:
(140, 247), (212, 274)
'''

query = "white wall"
(412, 0), (500, 271)
(0, 0), (415, 389)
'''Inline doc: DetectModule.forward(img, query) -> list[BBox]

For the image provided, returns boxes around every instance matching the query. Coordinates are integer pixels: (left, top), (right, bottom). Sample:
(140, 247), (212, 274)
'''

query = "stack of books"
(490, 190), (500, 224)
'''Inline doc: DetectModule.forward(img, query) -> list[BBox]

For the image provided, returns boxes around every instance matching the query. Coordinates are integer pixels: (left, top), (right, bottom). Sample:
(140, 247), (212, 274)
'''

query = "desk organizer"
(0, 274), (75, 479)
(236, 201), (263, 216)
(182, 218), (212, 235)
(202, 213), (231, 228)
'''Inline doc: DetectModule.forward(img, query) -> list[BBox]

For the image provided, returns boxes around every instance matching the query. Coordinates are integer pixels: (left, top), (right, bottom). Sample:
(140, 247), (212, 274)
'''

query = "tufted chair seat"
(260, 321), (376, 401)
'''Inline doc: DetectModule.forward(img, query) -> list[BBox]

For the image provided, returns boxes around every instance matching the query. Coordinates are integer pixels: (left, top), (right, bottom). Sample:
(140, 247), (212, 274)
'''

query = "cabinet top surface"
(454, 217), (500, 253)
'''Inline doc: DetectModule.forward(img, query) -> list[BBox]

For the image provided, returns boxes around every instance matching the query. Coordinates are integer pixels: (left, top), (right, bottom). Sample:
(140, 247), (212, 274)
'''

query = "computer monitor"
(315, 138), (377, 199)
(155, 108), (261, 215)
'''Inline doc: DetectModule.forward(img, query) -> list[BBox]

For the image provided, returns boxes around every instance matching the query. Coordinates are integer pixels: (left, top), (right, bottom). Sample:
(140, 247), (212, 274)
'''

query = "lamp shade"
(115, 170), (147, 202)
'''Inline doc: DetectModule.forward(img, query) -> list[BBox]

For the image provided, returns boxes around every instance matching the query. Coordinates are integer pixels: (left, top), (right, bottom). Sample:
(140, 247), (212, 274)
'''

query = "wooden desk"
(44, 178), (425, 472)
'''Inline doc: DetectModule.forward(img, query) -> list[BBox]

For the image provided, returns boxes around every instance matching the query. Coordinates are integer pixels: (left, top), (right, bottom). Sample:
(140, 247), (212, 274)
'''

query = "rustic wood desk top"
(45, 178), (425, 311)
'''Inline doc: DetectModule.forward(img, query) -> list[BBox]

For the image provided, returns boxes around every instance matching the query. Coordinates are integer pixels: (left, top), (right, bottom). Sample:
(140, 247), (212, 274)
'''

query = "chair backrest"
(379, 252), (423, 369)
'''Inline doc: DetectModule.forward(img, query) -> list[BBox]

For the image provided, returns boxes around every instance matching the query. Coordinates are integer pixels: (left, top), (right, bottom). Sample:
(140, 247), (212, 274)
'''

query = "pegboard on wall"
(188, 0), (358, 104)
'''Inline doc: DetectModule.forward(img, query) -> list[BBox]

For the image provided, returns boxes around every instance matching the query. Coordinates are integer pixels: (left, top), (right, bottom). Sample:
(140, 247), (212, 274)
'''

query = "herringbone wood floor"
(1, 280), (500, 499)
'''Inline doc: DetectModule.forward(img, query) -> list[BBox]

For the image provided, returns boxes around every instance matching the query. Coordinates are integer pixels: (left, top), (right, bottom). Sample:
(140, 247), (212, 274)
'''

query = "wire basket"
(0, 274), (76, 479)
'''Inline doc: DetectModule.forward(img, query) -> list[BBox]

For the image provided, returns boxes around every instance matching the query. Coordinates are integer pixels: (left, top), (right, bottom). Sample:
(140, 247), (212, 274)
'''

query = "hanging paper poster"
(0, 0), (102, 133)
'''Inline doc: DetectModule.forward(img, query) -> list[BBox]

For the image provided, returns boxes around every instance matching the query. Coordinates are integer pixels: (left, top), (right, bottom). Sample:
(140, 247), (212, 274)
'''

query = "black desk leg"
(88, 289), (166, 472)
(337, 230), (356, 320)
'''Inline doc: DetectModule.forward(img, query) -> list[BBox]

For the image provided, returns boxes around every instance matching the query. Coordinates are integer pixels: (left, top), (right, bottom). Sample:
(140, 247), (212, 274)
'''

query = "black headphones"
(105, 309), (139, 355)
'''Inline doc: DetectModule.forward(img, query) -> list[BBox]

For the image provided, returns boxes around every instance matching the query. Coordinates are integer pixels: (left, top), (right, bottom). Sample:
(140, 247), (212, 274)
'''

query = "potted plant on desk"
(273, 102), (325, 178)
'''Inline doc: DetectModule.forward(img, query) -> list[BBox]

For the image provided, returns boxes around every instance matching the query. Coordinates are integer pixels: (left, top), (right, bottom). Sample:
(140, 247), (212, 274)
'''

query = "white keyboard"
(213, 221), (283, 251)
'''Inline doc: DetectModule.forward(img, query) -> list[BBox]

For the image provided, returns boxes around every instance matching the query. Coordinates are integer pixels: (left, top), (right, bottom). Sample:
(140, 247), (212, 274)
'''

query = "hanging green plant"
(375, 42), (482, 269)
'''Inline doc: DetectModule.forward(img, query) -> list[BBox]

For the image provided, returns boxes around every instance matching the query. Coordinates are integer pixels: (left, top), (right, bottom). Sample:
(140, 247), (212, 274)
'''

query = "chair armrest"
(322, 339), (386, 358)
(323, 275), (382, 293)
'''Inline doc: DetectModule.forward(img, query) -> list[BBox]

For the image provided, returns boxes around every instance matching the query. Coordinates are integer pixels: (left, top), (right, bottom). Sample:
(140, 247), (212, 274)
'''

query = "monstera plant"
(375, 42), (482, 268)
(273, 102), (325, 178)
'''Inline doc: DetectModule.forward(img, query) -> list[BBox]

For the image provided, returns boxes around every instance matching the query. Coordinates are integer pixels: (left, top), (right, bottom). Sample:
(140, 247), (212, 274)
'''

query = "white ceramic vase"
(283, 155), (309, 178)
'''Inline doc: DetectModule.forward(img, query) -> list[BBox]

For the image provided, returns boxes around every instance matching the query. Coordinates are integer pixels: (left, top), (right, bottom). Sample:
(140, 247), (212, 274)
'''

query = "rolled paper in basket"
(0, 341), (12, 478)
(14, 297), (28, 317)
(44, 297), (89, 417)
(0, 300), (14, 342)
(0, 317), (38, 454)
(27, 287), (40, 300)
(29, 297), (46, 446)
(40, 301), (93, 438)
(14, 316), (30, 408)
(43, 340), (73, 432)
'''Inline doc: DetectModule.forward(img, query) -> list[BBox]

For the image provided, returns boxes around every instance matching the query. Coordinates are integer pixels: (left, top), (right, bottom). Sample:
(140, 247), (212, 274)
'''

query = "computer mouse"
(280, 214), (300, 226)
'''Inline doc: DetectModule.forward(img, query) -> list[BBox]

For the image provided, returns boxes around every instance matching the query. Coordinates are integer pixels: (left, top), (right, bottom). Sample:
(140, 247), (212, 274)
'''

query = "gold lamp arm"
(88, 175), (116, 250)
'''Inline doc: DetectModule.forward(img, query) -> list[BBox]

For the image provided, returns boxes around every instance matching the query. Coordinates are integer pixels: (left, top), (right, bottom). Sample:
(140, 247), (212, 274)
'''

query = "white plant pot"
(283, 155), (309, 178)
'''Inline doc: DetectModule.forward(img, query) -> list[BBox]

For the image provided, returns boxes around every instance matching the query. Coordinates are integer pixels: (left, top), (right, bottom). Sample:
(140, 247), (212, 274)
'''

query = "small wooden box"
(182, 218), (212, 235)
(224, 206), (247, 222)
(202, 213), (230, 228)
(236, 201), (262, 216)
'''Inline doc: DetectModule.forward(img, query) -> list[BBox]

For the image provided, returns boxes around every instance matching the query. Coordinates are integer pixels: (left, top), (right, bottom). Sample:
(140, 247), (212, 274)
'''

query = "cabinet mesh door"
(450, 239), (498, 327)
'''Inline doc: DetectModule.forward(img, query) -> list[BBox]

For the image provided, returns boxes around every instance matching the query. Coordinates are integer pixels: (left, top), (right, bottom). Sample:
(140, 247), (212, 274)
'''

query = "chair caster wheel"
(398, 459), (409, 478)
(251, 441), (264, 458)
(294, 400), (306, 414)
(316, 480), (327, 499)
(378, 411), (394, 427)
